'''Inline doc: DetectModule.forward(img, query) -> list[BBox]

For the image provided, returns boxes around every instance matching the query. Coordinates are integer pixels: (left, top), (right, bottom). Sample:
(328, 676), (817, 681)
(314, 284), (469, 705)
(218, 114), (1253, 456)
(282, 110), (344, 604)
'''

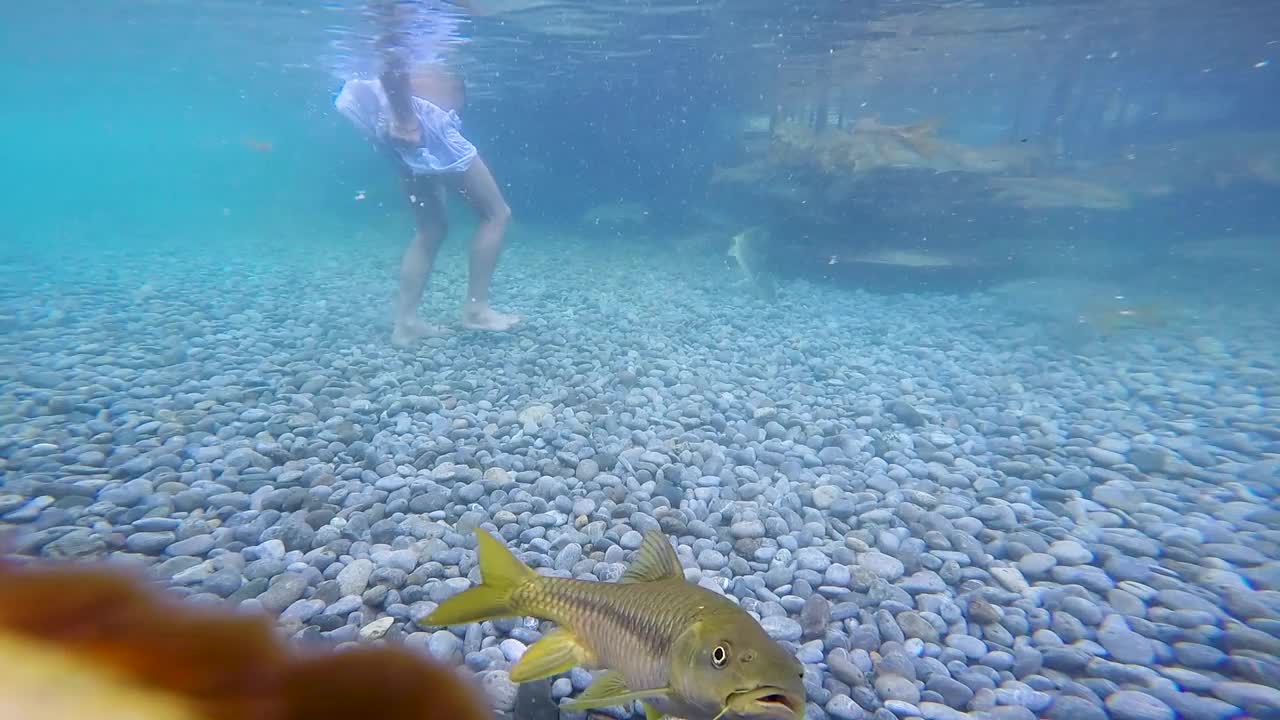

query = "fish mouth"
(728, 687), (802, 717)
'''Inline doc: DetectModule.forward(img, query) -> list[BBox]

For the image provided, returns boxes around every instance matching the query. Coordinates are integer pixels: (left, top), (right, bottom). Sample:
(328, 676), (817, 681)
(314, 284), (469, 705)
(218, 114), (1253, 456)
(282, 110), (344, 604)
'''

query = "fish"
(0, 549), (493, 720)
(798, 594), (832, 642)
(424, 528), (806, 720)
(513, 677), (561, 720)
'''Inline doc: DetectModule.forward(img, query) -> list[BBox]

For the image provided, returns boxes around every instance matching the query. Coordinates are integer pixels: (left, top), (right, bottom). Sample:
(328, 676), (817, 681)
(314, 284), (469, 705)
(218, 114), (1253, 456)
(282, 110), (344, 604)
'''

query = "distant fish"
(653, 479), (684, 507)
(0, 550), (493, 720)
(243, 138), (274, 153)
(425, 529), (805, 720)
(798, 595), (831, 642)
(514, 676), (561, 720)
(728, 228), (779, 301)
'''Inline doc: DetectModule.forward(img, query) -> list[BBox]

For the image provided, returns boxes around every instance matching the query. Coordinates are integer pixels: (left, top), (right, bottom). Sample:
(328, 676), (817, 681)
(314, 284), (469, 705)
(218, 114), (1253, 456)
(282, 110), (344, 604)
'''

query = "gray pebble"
(1047, 540), (1093, 566)
(1046, 695), (1106, 720)
(860, 551), (905, 581)
(125, 531), (175, 554)
(875, 674), (921, 704)
(337, 558), (375, 597)
(925, 676), (974, 709)
(945, 634), (988, 660)
(761, 615), (802, 642)
(827, 694), (867, 720)
(258, 572), (309, 613)
(919, 701), (968, 720)
(1105, 691), (1174, 720)
(1211, 682), (1280, 716)
(619, 530), (643, 550)
(166, 533), (215, 557)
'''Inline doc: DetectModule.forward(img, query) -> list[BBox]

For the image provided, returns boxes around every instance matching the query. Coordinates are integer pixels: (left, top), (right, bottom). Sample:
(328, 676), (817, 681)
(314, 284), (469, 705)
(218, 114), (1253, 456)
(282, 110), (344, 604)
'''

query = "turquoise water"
(3, 2), (1280, 720)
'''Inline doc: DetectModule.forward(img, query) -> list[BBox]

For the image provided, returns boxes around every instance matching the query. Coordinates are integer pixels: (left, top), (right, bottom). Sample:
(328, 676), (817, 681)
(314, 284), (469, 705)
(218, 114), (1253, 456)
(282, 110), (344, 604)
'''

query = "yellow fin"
(509, 628), (592, 683)
(643, 701), (666, 720)
(561, 670), (669, 711)
(422, 529), (536, 627)
(620, 531), (683, 583)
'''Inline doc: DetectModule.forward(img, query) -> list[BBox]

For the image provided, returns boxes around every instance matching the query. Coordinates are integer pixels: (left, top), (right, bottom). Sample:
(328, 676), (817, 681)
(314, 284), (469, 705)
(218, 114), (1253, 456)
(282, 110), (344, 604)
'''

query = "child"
(335, 0), (520, 345)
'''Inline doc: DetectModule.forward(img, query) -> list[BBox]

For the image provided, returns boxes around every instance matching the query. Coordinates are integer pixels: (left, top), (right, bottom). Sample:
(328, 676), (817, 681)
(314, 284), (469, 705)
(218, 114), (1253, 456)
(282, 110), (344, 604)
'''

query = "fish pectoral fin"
(642, 701), (667, 720)
(620, 530), (684, 584)
(560, 670), (670, 711)
(509, 629), (592, 683)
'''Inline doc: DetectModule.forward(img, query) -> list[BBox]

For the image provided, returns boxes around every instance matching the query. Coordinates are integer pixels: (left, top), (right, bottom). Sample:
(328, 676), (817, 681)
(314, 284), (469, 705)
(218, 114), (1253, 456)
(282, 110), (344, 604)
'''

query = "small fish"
(514, 677), (560, 720)
(425, 529), (806, 720)
(798, 594), (831, 642)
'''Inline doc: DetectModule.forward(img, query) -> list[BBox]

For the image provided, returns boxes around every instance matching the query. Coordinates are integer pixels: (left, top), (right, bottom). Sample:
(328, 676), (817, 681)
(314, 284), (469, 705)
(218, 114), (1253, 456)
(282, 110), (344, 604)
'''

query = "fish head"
(671, 613), (806, 720)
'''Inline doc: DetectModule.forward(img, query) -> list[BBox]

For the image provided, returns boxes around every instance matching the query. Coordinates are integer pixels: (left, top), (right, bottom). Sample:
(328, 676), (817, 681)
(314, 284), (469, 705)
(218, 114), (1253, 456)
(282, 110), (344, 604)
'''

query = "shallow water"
(3, 1), (1280, 719)
(5, 226), (1279, 717)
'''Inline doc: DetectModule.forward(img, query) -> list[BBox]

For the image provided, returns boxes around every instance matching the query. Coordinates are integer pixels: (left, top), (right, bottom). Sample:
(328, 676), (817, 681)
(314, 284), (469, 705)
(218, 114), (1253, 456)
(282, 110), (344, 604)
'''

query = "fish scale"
(521, 576), (704, 688)
(425, 529), (805, 720)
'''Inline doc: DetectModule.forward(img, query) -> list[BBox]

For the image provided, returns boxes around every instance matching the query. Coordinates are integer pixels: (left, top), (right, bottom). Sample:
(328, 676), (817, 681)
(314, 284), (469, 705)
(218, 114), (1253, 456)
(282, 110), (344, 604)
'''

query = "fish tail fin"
(425, 529), (536, 626)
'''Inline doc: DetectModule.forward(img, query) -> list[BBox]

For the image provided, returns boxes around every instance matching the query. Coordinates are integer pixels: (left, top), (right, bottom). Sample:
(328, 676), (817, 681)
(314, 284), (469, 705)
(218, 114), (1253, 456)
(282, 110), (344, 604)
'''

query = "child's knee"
(485, 201), (512, 225)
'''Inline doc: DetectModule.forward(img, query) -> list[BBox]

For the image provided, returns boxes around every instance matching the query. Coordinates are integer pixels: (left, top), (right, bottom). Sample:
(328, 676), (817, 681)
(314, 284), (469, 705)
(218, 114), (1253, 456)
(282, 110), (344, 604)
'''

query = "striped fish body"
(425, 529), (806, 720)
(514, 575), (731, 702)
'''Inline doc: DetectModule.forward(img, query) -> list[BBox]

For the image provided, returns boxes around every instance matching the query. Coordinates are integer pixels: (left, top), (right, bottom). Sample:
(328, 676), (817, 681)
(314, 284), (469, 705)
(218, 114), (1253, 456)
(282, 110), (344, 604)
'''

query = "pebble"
(919, 702), (968, 720)
(1106, 691), (1174, 720)
(1018, 553), (1057, 576)
(946, 634), (988, 660)
(427, 630), (462, 661)
(499, 638), (527, 664)
(1047, 540), (1093, 566)
(828, 694), (867, 720)
(337, 559), (375, 597)
(991, 566), (1030, 593)
(1085, 447), (1125, 467)
(4, 242), (1278, 720)
(901, 570), (947, 594)
(1046, 695), (1107, 720)
(258, 573), (309, 613)
(1211, 682), (1280, 716)
(761, 616), (803, 643)
(1098, 616), (1155, 665)
(875, 674), (921, 704)
(125, 531), (175, 554)
(897, 611), (940, 643)
(796, 547), (831, 573)
(860, 551), (906, 581)
(166, 534), (215, 557)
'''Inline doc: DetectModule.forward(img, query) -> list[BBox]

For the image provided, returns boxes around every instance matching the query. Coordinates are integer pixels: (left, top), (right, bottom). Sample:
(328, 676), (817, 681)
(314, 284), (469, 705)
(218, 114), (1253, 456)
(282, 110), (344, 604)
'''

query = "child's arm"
(376, 1), (421, 143)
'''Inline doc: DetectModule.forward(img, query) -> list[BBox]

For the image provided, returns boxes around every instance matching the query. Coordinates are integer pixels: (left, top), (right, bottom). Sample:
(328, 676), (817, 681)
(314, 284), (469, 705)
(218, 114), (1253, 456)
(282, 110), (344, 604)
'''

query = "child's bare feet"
(391, 317), (446, 347)
(461, 304), (521, 332)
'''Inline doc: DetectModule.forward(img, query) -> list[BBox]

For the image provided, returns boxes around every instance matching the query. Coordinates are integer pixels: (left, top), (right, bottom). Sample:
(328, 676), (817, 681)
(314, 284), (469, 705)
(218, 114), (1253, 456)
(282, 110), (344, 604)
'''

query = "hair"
(410, 66), (466, 113)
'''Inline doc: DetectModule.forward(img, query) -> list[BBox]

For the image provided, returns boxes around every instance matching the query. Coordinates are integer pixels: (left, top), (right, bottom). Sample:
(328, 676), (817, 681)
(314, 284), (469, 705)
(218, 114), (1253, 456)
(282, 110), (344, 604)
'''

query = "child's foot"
(461, 304), (522, 332)
(391, 317), (446, 347)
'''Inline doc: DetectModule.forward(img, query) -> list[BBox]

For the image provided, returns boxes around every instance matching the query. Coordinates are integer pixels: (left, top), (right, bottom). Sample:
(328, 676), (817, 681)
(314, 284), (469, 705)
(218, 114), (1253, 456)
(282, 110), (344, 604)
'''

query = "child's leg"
(392, 172), (448, 346)
(451, 156), (520, 331)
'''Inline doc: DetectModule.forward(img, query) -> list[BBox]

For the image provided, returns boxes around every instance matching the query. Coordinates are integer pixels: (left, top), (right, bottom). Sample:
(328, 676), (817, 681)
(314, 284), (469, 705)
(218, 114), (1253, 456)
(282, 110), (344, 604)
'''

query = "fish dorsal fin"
(620, 530), (683, 584)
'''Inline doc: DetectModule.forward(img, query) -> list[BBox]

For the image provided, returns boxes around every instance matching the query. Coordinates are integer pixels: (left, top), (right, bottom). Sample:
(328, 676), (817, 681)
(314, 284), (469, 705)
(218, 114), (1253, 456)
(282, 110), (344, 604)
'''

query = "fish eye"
(712, 644), (730, 668)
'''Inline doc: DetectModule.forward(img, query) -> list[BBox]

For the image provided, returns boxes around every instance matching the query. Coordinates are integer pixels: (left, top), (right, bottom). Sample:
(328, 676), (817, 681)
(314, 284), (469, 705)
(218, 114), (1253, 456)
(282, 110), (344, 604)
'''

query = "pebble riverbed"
(2, 234), (1279, 720)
